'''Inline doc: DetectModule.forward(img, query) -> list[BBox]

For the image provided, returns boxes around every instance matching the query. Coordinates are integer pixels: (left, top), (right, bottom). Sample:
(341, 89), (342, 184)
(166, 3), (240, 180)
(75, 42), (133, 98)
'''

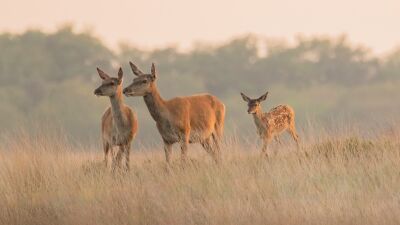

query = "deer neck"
(109, 87), (127, 131)
(143, 85), (168, 122)
(252, 108), (266, 130)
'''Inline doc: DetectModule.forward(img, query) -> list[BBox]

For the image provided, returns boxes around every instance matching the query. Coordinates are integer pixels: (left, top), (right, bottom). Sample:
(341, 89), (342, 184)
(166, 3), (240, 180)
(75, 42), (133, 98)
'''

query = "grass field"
(0, 126), (399, 225)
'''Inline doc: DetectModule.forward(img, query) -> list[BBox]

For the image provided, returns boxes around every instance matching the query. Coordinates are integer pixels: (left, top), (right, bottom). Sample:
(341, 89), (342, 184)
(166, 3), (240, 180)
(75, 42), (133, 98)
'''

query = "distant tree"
(47, 25), (114, 81)
(255, 35), (379, 87)
(380, 48), (400, 81)
(0, 25), (114, 85)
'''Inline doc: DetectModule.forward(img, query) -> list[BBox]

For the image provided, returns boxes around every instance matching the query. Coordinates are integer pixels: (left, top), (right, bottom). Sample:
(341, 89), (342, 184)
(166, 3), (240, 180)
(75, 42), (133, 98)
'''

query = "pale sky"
(1, 0), (400, 53)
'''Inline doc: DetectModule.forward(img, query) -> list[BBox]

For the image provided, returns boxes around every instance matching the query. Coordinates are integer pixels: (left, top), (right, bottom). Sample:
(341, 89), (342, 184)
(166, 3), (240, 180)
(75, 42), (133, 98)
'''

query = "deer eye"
(142, 80), (148, 84)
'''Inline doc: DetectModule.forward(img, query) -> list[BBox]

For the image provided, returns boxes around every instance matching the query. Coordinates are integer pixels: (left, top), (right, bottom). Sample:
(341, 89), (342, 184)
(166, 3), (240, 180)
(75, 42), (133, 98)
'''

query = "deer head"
(241, 92), (269, 114)
(94, 67), (123, 97)
(123, 62), (157, 97)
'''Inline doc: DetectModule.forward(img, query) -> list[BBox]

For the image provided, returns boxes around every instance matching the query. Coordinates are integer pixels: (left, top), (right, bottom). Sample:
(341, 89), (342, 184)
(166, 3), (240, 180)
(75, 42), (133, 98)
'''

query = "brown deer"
(94, 67), (138, 171)
(123, 62), (225, 163)
(241, 92), (299, 156)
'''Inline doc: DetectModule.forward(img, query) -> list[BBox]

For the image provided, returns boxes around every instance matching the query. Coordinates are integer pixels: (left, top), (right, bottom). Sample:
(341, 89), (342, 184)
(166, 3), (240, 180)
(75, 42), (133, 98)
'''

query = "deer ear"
(97, 67), (110, 80)
(117, 67), (123, 83)
(151, 62), (157, 80)
(258, 92), (269, 102)
(129, 61), (144, 76)
(241, 93), (251, 102)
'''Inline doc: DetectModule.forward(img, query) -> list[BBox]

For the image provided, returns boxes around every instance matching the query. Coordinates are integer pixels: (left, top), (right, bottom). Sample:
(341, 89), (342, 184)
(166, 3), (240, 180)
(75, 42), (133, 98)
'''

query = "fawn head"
(241, 92), (269, 114)
(94, 67), (123, 97)
(123, 62), (157, 97)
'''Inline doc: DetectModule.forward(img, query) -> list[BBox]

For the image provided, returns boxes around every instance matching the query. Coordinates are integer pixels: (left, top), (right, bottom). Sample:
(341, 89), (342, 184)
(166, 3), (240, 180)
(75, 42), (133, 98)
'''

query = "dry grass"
(0, 127), (400, 225)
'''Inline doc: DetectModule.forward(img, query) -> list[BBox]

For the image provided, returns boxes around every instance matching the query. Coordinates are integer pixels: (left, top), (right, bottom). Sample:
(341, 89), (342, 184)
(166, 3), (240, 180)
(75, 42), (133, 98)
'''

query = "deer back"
(264, 105), (294, 133)
(158, 94), (224, 143)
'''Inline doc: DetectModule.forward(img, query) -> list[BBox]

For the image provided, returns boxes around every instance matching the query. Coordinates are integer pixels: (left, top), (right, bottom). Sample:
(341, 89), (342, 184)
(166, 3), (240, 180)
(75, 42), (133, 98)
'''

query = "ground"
(0, 127), (399, 225)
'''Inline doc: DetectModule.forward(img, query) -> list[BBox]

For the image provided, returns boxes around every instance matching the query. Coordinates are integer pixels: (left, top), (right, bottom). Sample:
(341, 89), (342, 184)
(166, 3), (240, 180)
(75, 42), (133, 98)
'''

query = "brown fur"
(123, 62), (225, 163)
(94, 67), (138, 171)
(241, 92), (299, 156)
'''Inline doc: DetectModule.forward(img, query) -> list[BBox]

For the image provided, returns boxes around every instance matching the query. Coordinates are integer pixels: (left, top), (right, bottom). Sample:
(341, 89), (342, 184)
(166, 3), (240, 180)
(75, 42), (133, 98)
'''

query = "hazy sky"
(2, 0), (399, 53)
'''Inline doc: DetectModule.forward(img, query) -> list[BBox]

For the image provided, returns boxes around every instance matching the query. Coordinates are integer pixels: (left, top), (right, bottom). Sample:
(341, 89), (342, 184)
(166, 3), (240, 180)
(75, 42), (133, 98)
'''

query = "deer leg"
(180, 142), (188, 163)
(262, 135), (272, 157)
(201, 137), (220, 163)
(112, 146), (124, 172)
(125, 143), (131, 171)
(103, 142), (110, 167)
(180, 135), (189, 163)
(261, 142), (268, 157)
(272, 135), (280, 156)
(117, 146), (124, 167)
(288, 126), (300, 148)
(111, 152), (117, 172)
(211, 133), (222, 163)
(111, 146), (117, 170)
(200, 138), (213, 154)
(274, 136), (282, 145)
(164, 142), (173, 164)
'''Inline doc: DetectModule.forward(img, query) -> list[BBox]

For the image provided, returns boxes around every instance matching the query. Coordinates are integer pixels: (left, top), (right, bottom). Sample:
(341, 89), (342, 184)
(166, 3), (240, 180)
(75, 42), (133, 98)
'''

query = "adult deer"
(241, 92), (299, 157)
(94, 67), (138, 171)
(123, 62), (225, 163)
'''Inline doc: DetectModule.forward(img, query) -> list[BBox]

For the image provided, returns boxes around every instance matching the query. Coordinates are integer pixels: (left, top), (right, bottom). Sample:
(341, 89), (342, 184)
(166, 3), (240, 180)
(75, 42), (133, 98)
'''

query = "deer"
(94, 67), (138, 171)
(240, 91), (299, 157)
(123, 62), (225, 164)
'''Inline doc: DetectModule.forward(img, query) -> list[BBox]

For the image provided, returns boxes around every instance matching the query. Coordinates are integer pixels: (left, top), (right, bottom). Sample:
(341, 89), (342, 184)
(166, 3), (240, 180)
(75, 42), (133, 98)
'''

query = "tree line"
(0, 26), (399, 143)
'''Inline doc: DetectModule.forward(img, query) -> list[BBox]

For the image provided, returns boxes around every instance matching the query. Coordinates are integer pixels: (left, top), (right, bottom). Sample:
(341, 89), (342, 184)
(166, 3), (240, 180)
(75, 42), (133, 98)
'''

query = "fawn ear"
(151, 62), (157, 80)
(129, 61), (144, 76)
(241, 93), (251, 102)
(117, 67), (123, 83)
(258, 92), (269, 102)
(97, 68), (110, 80)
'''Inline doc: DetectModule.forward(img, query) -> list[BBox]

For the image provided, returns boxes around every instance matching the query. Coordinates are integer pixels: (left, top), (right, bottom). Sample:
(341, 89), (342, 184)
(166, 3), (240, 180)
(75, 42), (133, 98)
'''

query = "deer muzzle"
(94, 88), (102, 96)
(122, 88), (130, 95)
(123, 88), (138, 96)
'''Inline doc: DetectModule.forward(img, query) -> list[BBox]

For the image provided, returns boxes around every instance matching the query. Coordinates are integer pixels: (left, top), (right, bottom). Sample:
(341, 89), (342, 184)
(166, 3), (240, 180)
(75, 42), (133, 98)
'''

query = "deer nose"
(123, 88), (129, 94)
(94, 89), (101, 95)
